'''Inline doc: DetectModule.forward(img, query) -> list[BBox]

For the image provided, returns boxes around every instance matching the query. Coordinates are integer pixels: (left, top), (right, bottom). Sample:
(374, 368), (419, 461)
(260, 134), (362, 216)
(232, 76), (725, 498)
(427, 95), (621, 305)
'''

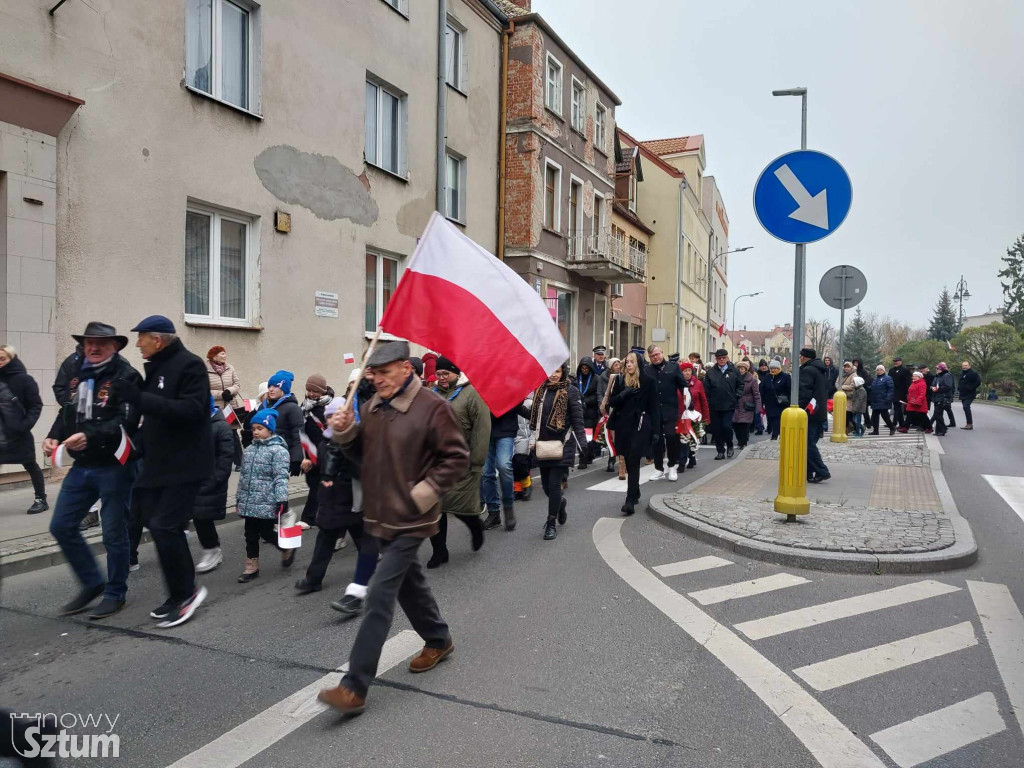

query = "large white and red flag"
(380, 212), (570, 415)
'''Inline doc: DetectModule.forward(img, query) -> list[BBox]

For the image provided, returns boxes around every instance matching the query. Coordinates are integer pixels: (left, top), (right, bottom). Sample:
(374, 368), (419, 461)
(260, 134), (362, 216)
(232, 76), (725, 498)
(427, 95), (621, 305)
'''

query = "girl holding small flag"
(299, 374), (334, 529)
(264, 370), (305, 477)
(236, 409), (294, 582)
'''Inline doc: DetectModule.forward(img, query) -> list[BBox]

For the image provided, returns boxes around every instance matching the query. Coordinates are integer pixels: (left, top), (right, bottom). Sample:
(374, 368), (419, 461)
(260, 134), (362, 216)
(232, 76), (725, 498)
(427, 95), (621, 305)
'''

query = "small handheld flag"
(51, 443), (67, 468)
(114, 426), (136, 465)
(343, 352), (356, 364)
(221, 403), (238, 425)
(300, 433), (318, 465)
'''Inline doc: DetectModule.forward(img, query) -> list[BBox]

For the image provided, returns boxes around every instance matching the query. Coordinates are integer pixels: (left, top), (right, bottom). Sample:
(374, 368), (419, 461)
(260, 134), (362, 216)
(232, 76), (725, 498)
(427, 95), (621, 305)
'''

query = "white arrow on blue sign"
(753, 150), (852, 245)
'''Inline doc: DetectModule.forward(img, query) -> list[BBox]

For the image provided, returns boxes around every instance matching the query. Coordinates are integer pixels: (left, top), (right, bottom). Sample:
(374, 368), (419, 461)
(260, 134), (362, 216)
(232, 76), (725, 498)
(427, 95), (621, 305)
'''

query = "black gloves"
(289, 460), (302, 477)
(222, 390), (232, 403)
(274, 501), (289, 517)
(112, 378), (141, 407)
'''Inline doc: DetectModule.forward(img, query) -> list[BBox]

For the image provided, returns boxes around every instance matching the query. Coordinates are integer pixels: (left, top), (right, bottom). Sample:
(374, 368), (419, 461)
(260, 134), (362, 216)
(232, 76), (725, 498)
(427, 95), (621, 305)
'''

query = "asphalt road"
(2, 405), (1022, 768)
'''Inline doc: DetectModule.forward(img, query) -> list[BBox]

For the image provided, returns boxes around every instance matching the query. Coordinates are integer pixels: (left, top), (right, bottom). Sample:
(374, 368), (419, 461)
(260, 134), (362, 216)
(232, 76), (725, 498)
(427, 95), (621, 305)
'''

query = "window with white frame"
(544, 160), (561, 230)
(365, 77), (407, 176)
(381, 0), (408, 14)
(185, 203), (258, 325)
(445, 19), (467, 91)
(628, 171), (637, 212)
(568, 178), (582, 253)
(571, 77), (586, 133)
(593, 193), (605, 237)
(365, 250), (402, 332)
(186, 0), (260, 112)
(595, 103), (607, 152)
(445, 151), (467, 223)
(545, 53), (563, 115)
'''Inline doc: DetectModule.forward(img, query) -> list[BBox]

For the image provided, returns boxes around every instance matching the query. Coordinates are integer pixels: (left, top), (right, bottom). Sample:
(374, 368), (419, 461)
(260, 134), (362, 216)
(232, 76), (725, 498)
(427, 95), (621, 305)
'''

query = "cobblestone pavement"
(745, 432), (929, 466)
(662, 494), (956, 555)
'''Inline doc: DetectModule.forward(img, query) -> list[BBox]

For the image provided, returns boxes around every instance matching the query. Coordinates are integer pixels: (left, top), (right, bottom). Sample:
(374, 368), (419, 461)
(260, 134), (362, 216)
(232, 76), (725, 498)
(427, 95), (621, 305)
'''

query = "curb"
(0, 493), (309, 580)
(646, 443), (978, 575)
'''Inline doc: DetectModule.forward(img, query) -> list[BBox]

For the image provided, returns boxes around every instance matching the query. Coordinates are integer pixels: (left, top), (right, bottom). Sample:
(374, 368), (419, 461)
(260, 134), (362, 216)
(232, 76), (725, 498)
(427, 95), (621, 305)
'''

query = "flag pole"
(342, 326), (383, 415)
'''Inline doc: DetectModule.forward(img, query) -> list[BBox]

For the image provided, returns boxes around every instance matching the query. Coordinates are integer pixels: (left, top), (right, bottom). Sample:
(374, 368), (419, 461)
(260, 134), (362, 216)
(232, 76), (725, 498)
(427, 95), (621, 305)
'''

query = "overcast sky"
(533, 0), (1023, 333)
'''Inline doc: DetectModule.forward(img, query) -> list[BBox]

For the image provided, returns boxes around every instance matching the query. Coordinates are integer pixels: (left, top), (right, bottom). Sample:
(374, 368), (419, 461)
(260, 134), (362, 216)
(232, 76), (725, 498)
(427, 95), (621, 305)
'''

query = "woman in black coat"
(522, 362), (588, 541)
(192, 403), (234, 573)
(608, 352), (659, 516)
(0, 347), (46, 513)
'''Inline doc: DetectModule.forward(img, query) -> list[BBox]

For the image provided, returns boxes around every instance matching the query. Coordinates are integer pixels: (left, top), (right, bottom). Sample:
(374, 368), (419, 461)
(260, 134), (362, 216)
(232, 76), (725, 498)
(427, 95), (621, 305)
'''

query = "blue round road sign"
(753, 150), (852, 244)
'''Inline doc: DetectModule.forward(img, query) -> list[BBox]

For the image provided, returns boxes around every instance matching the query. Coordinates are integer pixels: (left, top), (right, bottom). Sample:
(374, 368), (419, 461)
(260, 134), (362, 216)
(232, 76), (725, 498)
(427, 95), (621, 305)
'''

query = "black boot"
(466, 516), (485, 551)
(543, 516), (557, 540)
(483, 510), (502, 530)
(606, 456), (615, 473)
(503, 506), (516, 531)
(27, 497), (48, 514)
(521, 483), (533, 501)
(557, 497), (567, 525)
(426, 548), (449, 569)
(687, 454), (697, 469)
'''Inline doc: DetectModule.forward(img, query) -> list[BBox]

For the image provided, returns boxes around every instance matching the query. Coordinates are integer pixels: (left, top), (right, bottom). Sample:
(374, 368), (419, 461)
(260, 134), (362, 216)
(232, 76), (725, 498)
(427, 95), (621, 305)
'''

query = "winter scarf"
(529, 379), (570, 432)
(209, 360), (228, 376)
(302, 393), (333, 414)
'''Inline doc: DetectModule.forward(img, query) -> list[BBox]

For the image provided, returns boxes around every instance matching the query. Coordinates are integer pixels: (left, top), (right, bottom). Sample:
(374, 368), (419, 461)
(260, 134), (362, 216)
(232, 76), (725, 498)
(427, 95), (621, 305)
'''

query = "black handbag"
(777, 395), (790, 407)
(744, 401), (756, 412)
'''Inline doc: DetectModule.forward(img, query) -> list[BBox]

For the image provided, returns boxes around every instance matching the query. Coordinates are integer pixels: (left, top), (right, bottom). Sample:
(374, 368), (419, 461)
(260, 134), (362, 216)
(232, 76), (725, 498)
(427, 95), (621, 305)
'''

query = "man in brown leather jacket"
(318, 341), (469, 715)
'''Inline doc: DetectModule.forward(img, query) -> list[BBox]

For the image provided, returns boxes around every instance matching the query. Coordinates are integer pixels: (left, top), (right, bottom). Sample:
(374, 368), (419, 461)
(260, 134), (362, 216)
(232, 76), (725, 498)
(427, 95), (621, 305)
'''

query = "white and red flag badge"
(380, 212), (570, 415)
(50, 442), (68, 468)
(299, 433), (318, 465)
(52, 426), (135, 467)
(221, 403), (238, 425)
(343, 352), (356, 364)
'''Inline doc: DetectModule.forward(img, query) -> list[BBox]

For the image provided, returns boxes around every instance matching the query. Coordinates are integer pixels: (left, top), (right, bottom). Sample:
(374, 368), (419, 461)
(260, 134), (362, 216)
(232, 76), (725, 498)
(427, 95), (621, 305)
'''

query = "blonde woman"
(0, 345), (46, 513)
(607, 353), (659, 516)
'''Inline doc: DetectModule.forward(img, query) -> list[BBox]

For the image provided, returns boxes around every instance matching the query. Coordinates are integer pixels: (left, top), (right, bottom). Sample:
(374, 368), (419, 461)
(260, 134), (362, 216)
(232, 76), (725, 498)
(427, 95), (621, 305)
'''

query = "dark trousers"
(230, 429), (243, 468)
(1, 460), (47, 500)
(733, 422), (751, 447)
(243, 517), (278, 558)
(193, 519), (220, 549)
(49, 463), (136, 602)
(301, 469), (321, 526)
(429, 511), (483, 555)
(711, 410), (734, 452)
(539, 466), (567, 519)
(625, 450), (643, 504)
(653, 423), (682, 470)
(305, 521), (378, 587)
(341, 535), (450, 697)
(806, 420), (829, 479)
(962, 396), (975, 425)
(871, 409), (894, 433)
(134, 482), (201, 603)
(907, 411), (929, 430)
(766, 412), (782, 439)
(934, 402), (955, 428)
(892, 400), (906, 428)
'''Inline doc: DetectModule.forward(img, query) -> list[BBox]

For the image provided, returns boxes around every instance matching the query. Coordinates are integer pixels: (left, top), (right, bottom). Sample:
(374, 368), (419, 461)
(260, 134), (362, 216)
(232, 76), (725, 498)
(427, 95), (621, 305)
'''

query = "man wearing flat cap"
(319, 340), (469, 715)
(45, 322), (143, 619)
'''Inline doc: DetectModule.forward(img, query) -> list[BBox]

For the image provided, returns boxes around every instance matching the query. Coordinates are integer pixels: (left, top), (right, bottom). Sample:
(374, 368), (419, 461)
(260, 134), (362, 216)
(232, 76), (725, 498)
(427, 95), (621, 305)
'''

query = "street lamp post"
(704, 246), (752, 358)
(953, 275), (970, 330)
(731, 292), (763, 347)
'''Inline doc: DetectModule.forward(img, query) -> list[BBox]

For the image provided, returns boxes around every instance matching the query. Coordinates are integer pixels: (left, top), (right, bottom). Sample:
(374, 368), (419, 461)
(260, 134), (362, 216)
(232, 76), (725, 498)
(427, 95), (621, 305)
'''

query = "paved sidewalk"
(648, 431), (978, 574)
(0, 471), (311, 577)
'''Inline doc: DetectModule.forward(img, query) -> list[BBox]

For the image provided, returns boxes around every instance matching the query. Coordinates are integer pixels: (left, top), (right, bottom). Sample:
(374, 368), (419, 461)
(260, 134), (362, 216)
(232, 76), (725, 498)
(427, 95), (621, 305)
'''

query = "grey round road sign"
(819, 265), (867, 310)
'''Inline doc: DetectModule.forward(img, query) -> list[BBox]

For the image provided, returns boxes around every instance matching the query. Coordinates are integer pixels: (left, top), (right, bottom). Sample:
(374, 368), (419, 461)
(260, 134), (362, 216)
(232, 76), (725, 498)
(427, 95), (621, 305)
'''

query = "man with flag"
(798, 347), (831, 483)
(44, 322), (143, 620)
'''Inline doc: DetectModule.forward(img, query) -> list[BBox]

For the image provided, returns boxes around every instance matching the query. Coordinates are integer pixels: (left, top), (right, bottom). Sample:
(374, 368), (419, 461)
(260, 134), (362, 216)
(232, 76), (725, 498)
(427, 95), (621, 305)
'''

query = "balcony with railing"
(564, 232), (646, 283)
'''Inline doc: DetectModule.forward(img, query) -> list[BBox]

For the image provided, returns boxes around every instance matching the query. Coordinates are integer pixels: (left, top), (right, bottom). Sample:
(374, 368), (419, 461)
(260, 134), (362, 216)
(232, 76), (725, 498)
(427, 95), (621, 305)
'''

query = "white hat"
(347, 367), (363, 384)
(769, 359), (782, 369)
(257, 381), (269, 398)
(853, 376), (864, 387)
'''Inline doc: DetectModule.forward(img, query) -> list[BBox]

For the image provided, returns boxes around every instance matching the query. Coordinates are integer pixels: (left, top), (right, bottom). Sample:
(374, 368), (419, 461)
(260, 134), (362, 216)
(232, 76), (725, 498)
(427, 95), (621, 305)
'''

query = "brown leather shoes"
(409, 641), (454, 673)
(317, 685), (365, 715)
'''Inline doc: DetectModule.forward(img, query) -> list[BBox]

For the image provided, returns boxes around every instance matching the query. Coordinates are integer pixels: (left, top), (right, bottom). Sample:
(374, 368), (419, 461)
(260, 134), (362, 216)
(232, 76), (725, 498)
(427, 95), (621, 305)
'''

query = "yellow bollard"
(774, 405), (810, 519)
(830, 390), (848, 444)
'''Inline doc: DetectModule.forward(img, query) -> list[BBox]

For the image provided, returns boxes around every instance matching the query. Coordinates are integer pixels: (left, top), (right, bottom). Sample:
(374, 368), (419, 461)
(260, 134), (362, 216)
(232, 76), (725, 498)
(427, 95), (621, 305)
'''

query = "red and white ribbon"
(299, 433), (318, 465)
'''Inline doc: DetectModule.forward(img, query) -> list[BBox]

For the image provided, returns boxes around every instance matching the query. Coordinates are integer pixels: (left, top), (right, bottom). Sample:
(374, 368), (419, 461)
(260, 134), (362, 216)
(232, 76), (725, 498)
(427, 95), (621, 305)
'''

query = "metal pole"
(435, 0), (448, 214)
(838, 266), (847, 365)
(705, 231), (714, 359)
(790, 90), (807, 407)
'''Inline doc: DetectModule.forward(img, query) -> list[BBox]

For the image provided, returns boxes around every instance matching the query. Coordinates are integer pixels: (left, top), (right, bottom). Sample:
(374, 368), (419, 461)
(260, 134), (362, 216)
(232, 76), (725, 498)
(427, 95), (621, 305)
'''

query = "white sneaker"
(298, 521), (311, 531)
(334, 537), (348, 552)
(195, 547), (223, 574)
(650, 470), (667, 481)
(158, 585), (207, 628)
(667, 467), (678, 481)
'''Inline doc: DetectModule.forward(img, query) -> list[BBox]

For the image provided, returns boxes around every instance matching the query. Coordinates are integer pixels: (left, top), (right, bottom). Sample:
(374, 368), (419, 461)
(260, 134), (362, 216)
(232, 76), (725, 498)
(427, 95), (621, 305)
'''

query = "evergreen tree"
(927, 288), (959, 340)
(843, 308), (881, 365)
(998, 234), (1024, 331)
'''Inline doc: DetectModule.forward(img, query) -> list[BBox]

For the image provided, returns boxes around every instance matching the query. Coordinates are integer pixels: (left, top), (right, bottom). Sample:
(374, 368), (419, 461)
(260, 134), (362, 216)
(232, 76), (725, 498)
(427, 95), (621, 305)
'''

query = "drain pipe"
(436, 0), (448, 214)
(675, 179), (686, 351)
(496, 20), (512, 260)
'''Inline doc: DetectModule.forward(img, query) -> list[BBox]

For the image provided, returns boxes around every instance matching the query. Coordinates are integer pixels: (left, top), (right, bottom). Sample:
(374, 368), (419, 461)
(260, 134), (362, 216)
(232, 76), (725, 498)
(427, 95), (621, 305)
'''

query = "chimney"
(508, 0), (531, 10)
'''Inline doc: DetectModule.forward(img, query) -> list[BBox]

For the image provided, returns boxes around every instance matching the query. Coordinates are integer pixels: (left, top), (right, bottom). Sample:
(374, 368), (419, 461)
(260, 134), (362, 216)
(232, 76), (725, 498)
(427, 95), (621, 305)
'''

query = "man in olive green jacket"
(427, 356), (489, 568)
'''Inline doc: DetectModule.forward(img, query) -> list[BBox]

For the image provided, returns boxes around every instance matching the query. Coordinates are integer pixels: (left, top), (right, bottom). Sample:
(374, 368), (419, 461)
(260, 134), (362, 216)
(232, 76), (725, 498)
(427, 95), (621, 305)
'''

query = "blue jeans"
(481, 436), (515, 512)
(806, 420), (829, 479)
(49, 463), (138, 601)
(852, 412), (863, 436)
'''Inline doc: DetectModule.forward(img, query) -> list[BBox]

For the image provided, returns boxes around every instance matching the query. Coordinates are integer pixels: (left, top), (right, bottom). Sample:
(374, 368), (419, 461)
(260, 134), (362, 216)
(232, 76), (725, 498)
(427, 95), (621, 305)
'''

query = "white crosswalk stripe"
(587, 463), (664, 492)
(653, 555), (733, 577)
(688, 573), (811, 606)
(982, 474), (1024, 526)
(869, 692), (1006, 768)
(792, 622), (978, 692)
(968, 580), (1024, 740)
(735, 580), (961, 640)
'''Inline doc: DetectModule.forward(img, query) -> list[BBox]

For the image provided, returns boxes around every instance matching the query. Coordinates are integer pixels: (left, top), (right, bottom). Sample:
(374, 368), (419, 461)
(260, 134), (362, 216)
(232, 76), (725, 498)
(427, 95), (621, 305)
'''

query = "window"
(186, 0), (260, 112)
(545, 53), (563, 115)
(185, 203), (258, 326)
(365, 251), (402, 332)
(571, 77), (586, 133)
(547, 286), (575, 359)
(595, 103), (607, 152)
(445, 152), (466, 223)
(593, 193), (605, 237)
(568, 179), (582, 253)
(365, 77), (406, 176)
(382, 0), (408, 14)
(544, 160), (561, 230)
(628, 171), (637, 212)
(445, 19), (466, 91)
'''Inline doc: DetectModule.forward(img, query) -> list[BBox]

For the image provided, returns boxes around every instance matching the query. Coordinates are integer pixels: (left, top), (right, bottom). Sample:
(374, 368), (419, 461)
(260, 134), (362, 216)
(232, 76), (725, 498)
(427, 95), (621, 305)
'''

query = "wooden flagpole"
(341, 326), (383, 415)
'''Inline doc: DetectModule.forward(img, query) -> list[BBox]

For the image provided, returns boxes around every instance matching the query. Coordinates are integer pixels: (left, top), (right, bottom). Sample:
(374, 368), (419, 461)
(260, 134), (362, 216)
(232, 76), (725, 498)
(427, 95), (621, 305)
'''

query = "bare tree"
(805, 318), (835, 358)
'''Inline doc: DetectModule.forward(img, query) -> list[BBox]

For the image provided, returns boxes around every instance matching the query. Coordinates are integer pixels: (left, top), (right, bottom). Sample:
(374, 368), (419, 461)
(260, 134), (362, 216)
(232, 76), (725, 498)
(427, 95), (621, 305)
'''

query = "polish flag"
(806, 398), (817, 416)
(51, 443), (67, 468)
(221, 403), (238, 425)
(240, 399), (260, 412)
(114, 427), (135, 465)
(300, 432), (318, 465)
(718, 323), (726, 337)
(343, 352), (356, 364)
(380, 212), (570, 415)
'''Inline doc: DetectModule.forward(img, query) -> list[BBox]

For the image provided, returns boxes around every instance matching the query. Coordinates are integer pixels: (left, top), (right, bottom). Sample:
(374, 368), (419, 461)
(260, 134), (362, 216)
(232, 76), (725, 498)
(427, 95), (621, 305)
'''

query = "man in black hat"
(113, 315), (213, 628)
(44, 322), (142, 619)
(592, 346), (608, 375)
(888, 356), (911, 429)
(704, 348), (744, 460)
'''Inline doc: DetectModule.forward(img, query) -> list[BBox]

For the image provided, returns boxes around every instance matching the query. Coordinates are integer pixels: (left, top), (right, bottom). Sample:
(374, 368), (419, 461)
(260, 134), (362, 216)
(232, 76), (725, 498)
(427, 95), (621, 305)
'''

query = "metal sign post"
(819, 265), (868, 365)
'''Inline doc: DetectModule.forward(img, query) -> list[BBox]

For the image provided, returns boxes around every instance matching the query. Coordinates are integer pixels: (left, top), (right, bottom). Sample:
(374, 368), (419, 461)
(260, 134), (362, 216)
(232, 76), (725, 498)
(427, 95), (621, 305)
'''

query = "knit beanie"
(251, 409), (278, 432)
(305, 373), (328, 395)
(268, 370), (294, 394)
(258, 381), (269, 400)
(207, 345), (225, 361)
(435, 356), (460, 375)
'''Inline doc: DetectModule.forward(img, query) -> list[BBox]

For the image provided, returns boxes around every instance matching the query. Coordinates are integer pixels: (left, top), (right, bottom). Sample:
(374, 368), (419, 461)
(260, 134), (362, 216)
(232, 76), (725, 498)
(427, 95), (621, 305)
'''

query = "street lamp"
(953, 275), (970, 329)
(704, 246), (753, 358)
(731, 291), (763, 346)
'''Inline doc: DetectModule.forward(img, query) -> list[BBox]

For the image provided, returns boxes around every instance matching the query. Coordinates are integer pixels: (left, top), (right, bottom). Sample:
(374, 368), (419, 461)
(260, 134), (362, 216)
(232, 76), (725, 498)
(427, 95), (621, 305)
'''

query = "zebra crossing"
(596, 520), (1024, 768)
(648, 554), (1021, 767)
